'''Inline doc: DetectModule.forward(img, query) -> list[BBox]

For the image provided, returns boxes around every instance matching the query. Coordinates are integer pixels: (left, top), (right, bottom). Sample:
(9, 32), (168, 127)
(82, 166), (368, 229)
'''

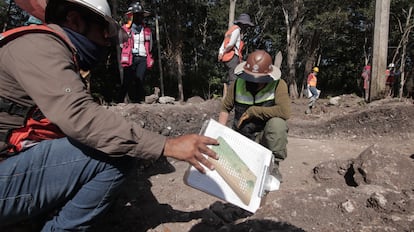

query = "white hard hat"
(14, 0), (118, 37)
(388, 63), (395, 68)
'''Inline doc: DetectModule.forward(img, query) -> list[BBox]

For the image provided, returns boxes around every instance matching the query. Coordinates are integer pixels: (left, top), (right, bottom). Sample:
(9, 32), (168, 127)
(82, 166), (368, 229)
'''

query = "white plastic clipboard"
(184, 119), (279, 213)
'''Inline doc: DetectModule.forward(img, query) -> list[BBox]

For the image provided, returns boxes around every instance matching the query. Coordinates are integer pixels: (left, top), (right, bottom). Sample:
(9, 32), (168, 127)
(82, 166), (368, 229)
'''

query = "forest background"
(1, 0), (413, 103)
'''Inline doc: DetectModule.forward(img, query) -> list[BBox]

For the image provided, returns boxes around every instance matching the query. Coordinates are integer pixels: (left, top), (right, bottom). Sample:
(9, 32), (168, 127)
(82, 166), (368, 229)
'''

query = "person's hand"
(163, 134), (219, 174)
(237, 112), (250, 128)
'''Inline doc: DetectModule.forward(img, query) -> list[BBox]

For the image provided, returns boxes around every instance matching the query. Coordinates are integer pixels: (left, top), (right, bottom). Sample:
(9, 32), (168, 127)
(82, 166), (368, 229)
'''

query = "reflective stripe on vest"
(233, 79), (278, 138)
(120, 25), (134, 67)
(121, 23), (153, 68)
(235, 79), (278, 105)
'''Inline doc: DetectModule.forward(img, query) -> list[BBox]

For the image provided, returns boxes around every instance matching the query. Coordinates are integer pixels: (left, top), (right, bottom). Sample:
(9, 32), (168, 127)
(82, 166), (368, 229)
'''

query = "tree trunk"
(393, 7), (414, 100)
(229, 0), (236, 28)
(155, 13), (165, 96)
(3, 0), (13, 32)
(110, 0), (118, 19)
(370, 0), (390, 101)
(282, 0), (304, 99)
(162, 6), (185, 102)
(175, 52), (184, 102)
(301, 30), (321, 98)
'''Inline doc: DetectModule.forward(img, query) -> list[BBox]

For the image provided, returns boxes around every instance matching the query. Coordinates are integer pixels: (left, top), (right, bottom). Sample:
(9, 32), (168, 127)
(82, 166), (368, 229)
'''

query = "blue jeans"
(309, 86), (319, 99)
(0, 137), (132, 231)
(308, 86), (319, 109)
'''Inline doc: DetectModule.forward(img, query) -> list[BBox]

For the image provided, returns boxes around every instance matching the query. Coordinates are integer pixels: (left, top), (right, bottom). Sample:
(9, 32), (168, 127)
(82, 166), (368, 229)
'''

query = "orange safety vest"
(221, 25), (244, 62)
(307, 73), (317, 87)
(0, 25), (77, 155)
(121, 23), (153, 69)
(120, 24), (134, 67)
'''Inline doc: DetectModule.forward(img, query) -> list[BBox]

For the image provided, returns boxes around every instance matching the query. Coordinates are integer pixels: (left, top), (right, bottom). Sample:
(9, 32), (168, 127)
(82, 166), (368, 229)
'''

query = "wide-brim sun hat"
(234, 50), (281, 83)
(234, 13), (255, 27)
(126, 10), (151, 18)
(126, 2), (151, 17)
(14, 0), (119, 37)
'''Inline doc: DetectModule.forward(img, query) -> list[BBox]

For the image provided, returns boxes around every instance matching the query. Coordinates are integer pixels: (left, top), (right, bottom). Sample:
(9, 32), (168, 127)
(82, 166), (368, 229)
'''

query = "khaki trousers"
(255, 117), (288, 162)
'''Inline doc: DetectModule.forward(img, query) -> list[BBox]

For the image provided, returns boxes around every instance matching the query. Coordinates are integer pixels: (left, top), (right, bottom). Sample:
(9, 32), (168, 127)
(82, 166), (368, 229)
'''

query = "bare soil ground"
(92, 94), (414, 232)
(92, 95), (414, 232)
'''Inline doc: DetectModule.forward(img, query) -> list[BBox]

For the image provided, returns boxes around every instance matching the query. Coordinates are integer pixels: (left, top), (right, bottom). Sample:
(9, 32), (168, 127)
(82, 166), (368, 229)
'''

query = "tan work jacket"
(0, 24), (165, 159)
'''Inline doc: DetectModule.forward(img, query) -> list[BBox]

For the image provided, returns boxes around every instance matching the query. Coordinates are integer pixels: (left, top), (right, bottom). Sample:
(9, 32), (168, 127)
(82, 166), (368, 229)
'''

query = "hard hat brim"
(126, 10), (151, 17)
(234, 61), (281, 83)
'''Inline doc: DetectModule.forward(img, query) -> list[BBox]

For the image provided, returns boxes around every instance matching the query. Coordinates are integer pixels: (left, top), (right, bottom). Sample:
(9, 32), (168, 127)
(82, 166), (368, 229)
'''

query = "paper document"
(184, 119), (279, 213)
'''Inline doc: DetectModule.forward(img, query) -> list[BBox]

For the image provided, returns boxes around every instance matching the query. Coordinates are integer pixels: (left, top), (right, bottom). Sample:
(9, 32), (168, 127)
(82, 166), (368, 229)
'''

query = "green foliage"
(2, 0), (413, 101)
(301, 0), (376, 97)
(0, 0), (28, 30)
(90, 47), (122, 104)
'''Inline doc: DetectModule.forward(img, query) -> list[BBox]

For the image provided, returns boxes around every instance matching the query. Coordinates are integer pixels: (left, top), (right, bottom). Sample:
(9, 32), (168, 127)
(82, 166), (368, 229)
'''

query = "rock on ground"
(93, 96), (414, 232)
(4, 95), (414, 232)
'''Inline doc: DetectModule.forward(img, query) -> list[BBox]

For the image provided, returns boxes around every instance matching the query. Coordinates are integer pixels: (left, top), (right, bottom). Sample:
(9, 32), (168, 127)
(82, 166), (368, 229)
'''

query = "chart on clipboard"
(184, 119), (280, 213)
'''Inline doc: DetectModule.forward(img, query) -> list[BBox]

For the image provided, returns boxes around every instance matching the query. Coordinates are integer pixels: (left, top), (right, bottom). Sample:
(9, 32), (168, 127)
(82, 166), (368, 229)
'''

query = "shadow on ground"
(94, 157), (304, 232)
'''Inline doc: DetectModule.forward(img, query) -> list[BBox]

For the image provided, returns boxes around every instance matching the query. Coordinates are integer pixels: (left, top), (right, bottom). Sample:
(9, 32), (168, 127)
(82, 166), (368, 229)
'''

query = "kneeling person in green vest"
(218, 50), (291, 181)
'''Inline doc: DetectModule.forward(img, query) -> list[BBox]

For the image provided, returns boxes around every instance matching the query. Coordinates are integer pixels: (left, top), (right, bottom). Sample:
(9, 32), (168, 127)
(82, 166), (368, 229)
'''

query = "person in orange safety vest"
(305, 66), (320, 114)
(218, 13), (255, 98)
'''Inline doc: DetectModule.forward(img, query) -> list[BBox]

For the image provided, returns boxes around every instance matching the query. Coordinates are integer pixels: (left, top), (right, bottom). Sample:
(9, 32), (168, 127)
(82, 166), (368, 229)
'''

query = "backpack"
(0, 25), (76, 156)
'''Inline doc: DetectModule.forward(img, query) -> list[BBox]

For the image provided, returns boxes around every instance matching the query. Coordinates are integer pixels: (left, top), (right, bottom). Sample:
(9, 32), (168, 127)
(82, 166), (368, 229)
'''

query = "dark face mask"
(246, 82), (265, 94)
(63, 28), (106, 70)
(131, 23), (143, 34)
(246, 82), (257, 93)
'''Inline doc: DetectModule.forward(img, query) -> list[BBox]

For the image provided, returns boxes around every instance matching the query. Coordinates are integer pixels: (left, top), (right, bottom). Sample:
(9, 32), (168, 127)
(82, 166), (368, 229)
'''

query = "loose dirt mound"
(92, 95), (414, 232)
(111, 95), (414, 141)
(109, 99), (222, 136)
(289, 99), (414, 142)
(7, 95), (413, 231)
(276, 145), (414, 232)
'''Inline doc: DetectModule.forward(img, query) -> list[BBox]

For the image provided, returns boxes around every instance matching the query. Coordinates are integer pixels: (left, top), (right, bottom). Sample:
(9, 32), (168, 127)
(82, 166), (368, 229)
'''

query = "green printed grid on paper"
(210, 136), (257, 204)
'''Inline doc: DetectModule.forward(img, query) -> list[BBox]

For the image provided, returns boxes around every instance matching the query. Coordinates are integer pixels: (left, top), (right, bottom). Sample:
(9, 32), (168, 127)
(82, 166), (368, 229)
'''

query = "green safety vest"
(233, 78), (279, 139)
